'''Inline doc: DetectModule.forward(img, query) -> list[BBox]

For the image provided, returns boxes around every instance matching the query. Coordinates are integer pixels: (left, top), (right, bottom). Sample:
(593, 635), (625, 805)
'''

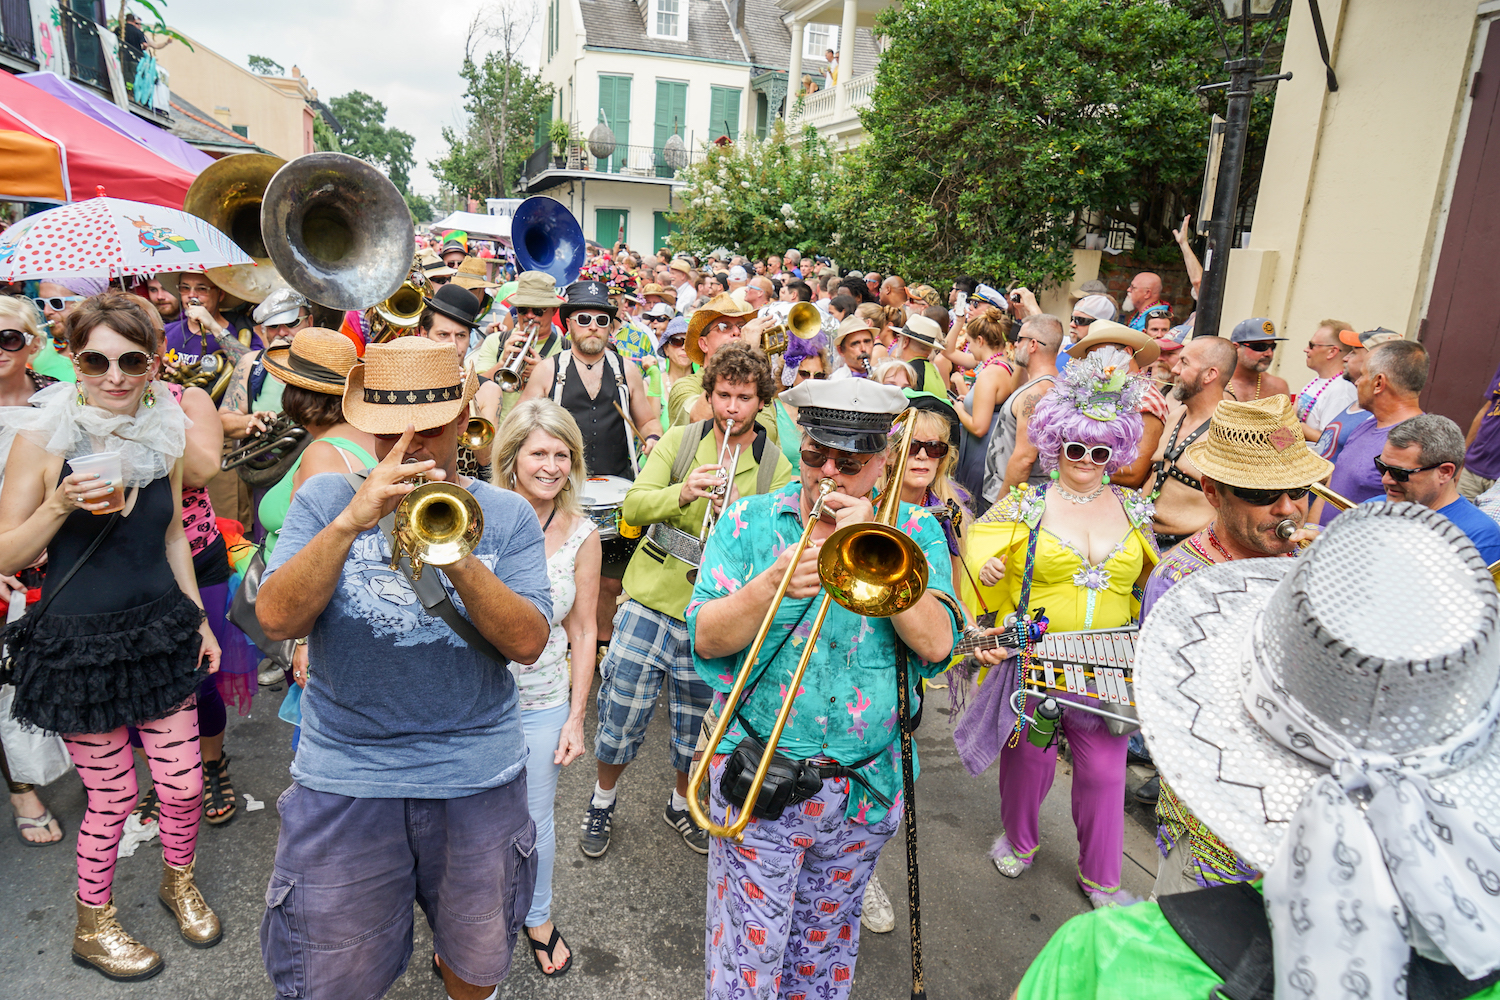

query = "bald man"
(1146, 336), (1238, 549)
(744, 276), (774, 313)
(986, 315), (1065, 501)
(880, 275), (908, 309)
(1124, 272), (1166, 331)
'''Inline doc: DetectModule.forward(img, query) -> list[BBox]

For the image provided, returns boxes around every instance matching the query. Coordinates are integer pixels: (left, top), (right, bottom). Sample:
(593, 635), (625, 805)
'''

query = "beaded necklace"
(1296, 376), (1335, 422)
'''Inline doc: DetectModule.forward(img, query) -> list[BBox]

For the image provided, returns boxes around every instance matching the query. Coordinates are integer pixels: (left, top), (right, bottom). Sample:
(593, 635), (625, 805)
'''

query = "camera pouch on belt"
(718, 719), (892, 821)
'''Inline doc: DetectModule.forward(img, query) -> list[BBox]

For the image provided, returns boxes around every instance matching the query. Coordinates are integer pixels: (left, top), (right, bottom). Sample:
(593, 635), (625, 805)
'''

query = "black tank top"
(41, 475), (177, 616)
(554, 354), (633, 479)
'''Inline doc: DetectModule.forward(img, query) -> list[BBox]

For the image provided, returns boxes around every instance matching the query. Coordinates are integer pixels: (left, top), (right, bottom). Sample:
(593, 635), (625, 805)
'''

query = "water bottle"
(1026, 698), (1061, 750)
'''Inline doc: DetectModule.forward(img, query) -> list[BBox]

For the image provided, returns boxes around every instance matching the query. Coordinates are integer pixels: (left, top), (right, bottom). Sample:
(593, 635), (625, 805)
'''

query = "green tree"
(247, 54), (283, 76)
(431, 53), (553, 201)
(329, 91), (417, 195)
(670, 120), (842, 262)
(838, 0), (1276, 285)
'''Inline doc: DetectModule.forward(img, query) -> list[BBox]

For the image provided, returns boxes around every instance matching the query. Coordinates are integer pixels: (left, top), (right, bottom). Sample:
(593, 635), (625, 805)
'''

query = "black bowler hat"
(425, 282), (482, 329)
(559, 279), (618, 319)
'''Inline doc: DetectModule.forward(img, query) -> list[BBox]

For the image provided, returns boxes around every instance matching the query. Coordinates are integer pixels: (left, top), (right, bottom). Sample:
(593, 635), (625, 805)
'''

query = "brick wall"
(1097, 254), (1196, 326)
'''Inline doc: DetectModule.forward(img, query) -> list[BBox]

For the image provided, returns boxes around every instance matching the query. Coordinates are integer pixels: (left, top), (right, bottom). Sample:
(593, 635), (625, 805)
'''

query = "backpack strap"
(248, 354), (270, 407)
(550, 351), (569, 404)
(753, 424), (776, 496)
(670, 421), (711, 484)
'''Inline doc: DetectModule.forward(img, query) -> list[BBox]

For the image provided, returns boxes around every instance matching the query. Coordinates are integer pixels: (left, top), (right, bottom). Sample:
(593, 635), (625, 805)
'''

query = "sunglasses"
(648, 315), (671, 323)
(0, 328), (34, 352)
(711, 321), (743, 334)
(1228, 484), (1311, 505)
(428, 275), (451, 286)
(75, 350), (154, 377)
(1063, 441), (1112, 465)
(1070, 315), (1096, 327)
(664, 334), (687, 348)
(374, 424), (451, 442)
(516, 307), (549, 317)
(34, 295), (84, 312)
(794, 368), (827, 381)
(908, 438), (950, 459)
(570, 313), (611, 328)
(800, 447), (872, 477)
(1240, 341), (1278, 353)
(1374, 457), (1445, 483)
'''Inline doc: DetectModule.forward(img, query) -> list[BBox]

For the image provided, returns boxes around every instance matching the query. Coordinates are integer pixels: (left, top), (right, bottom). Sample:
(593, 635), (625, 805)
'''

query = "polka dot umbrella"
(0, 188), (253, 283)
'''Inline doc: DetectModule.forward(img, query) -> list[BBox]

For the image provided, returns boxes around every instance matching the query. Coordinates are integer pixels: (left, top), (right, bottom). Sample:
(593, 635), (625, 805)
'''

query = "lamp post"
(1192, 0), (1293, 339)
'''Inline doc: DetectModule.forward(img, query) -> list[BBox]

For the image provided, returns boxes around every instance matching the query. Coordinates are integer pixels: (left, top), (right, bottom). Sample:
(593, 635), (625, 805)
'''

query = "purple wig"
(781, 330), (830, 386)
(1029, 387), (1144, 475)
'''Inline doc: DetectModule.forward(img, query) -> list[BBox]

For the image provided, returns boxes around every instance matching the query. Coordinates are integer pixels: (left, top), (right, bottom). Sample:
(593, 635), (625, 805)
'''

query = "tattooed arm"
(219, 351), (276, 439)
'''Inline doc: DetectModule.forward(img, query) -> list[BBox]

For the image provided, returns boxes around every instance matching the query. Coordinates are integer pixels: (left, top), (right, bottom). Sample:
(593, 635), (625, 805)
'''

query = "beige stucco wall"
(156, 32), (315, 160)
(1219, 0), (1480, 392)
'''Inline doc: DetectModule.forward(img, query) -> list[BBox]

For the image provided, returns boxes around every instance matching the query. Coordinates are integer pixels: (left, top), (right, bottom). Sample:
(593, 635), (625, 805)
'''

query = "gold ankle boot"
(158, 859), (222, 947)
(71, 893), (163, 982)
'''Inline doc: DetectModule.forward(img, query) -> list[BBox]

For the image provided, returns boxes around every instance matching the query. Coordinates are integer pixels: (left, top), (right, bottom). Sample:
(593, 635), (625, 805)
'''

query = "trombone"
(496, 319), (541, 392)
(687, 410), (930, 841)
(461, 399), (495, 453)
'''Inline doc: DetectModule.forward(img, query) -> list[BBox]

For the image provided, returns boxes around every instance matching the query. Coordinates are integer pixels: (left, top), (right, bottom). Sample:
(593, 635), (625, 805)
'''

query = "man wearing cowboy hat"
(1016, 502), (1500, 1000)
(1064, 319), (1168, 489)
(689, 377), (965, 1000)
(666, 292), (758, 426)
(256, 338), (553, 1000)
(220, 287), (313, 441)
(1138, 395), (1332, 889)
(469, 271), (565, 387)
(521, 278), (663, 642)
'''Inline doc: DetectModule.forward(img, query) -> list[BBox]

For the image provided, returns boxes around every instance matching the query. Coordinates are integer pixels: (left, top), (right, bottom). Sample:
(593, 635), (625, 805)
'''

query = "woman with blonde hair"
(886, 402), (971, 588)
(954, 306), (1016, 512)
(872, 358), (917, 389)
(490, 398), (601, 977)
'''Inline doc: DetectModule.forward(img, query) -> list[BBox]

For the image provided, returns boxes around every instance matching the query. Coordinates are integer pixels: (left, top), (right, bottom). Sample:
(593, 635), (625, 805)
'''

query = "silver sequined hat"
(1133, 502), (1500, 872)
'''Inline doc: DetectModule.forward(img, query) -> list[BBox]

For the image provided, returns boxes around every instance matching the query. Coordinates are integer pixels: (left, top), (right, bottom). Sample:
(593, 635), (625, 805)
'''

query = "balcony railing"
(795, 70), (877, 129)
(0, 0), (35, 63)
(521, 140), (703, 184)
(60, 6), (107, 93)
(118, 36), (167, 114)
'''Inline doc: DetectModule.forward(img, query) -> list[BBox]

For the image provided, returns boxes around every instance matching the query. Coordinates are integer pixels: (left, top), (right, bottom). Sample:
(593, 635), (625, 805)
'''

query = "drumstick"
(613, 401), (645, 447)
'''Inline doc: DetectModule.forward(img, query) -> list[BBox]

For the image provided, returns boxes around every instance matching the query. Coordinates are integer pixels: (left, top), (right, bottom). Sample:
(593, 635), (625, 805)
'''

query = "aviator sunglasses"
(74, 350), (154, 377)
(1063, 441), (1112, 465)
(800, 447), (872, 476)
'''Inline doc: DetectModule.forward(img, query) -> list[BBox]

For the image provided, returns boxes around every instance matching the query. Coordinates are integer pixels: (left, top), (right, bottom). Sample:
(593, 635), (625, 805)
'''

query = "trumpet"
(684, 421), (739, 586)
(760, 301), (821, 357)
(496, 320), (541, 393)
(221, 414), (310, 487)
(461, 400), (495, 452)
(389, 475), (485, 582)
(687, 410), (930, 841)
(1275, 482), (1354, 544)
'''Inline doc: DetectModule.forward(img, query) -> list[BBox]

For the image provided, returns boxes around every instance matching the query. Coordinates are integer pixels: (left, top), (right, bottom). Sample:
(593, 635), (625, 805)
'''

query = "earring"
(1102, 472), (1110, 484)
(143, 385), (156, 409)
(1049, 469), (1059, 481)
(76, 384), (86, 405)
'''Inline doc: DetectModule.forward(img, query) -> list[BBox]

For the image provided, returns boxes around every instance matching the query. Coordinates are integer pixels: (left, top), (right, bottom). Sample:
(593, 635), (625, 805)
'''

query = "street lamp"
(1191, 0), (1293, 339)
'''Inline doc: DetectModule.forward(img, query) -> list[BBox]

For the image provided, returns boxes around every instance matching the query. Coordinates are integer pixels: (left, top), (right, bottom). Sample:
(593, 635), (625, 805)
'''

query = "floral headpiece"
(1052, 345), (1149, 422)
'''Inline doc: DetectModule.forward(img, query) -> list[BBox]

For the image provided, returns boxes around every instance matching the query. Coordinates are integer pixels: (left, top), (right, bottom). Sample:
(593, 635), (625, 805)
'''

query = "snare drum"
(581, 475), (641, 566)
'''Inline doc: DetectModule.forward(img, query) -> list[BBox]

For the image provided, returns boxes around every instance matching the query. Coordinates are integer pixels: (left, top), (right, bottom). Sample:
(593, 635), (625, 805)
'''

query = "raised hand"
(338, 426), (440, 533)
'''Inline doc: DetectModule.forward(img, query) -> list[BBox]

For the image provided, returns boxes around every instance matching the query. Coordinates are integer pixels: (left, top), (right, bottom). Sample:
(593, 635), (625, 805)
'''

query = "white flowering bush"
(669, 120), (844, 261)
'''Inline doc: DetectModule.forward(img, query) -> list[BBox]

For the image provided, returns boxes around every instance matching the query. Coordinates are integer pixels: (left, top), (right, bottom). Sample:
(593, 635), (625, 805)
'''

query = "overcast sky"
(160, 0), (543, 194)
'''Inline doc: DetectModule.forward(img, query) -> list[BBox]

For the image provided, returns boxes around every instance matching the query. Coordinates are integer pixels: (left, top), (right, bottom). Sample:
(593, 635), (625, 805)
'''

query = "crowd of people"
(1, 228), (1498, 1000)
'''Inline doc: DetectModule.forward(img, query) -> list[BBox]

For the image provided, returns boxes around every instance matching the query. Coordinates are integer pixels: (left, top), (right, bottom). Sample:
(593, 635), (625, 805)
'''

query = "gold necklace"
(1254, 372), (1263, 399)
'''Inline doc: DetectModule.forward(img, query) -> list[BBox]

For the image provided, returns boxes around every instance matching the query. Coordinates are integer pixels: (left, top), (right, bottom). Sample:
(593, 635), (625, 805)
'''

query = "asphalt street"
(0, 675), (1160, 1000)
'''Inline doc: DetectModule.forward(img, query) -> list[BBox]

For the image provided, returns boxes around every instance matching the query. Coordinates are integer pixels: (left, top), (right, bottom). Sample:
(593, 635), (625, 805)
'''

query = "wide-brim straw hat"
(343, 339), (477, 434)
(640, 282), (677, 306)
(686, 292), (756, 365)
(1065, 319), (1159, 366)
(452, 256), (500, 291)
(832, 314), (876, 348)
(509, 270), (565, 309)
(1133, 502), (1500, 874)
(1185, 395), (1333, 489)
(262, 327), (359, 394)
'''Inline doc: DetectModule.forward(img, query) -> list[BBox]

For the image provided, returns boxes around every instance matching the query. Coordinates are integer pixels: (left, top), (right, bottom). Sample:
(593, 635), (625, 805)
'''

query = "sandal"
(130, 785), (160, 828)
(202, 755), (237, 826)
(526, 924), (573, 977)
(14, 807), (64, 847)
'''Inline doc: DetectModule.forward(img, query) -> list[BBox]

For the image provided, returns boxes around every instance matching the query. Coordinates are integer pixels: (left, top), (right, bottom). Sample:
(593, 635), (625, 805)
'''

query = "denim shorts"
(260, 777), (536, 999)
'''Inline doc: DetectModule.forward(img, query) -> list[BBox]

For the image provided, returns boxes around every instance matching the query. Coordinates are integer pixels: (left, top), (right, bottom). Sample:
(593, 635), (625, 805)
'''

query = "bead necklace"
(1296, 376), (1334, 421)
(1053, 482), (1106, 505)
(1254, 372), (1263, 400)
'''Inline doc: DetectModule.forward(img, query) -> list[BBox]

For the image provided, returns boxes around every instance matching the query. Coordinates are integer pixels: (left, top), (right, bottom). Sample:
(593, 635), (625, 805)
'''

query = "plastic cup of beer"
(68, 451), (125, 515)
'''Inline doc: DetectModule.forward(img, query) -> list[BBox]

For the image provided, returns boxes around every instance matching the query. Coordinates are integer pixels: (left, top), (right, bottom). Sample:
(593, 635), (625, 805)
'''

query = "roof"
(576, 0), (877, 75)
(168, 91), (267, 154)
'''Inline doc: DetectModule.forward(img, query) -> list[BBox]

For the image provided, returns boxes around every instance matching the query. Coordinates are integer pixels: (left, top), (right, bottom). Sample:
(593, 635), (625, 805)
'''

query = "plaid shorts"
(594, 599), (711, 772)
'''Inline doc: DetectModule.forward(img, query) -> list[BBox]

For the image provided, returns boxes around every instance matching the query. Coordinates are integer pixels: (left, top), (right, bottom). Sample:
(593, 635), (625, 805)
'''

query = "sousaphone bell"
(181, 152), (289, 303)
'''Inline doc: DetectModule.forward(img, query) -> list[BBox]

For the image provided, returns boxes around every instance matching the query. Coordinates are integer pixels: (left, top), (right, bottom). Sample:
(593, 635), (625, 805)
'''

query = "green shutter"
(756, 92), (768, 139)
(654, 211), (681, 254)
(597, 75), (632, 174)
(654, 80), (687, 177)
(596, 209), (629, 249)
(709, 86), (740, 142)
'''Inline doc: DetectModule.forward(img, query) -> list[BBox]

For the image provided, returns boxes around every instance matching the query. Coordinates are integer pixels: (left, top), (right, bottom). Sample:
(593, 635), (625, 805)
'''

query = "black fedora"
(559, 279), (618, 320)
(425, 282), (482, 329)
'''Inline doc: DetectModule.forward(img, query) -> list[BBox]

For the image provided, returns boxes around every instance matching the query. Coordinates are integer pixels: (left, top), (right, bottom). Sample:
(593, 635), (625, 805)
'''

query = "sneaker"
(579, 802), (614, 858)
(257, 659), (285, 687)
(1132, 774), (1160, 805)
(663, 801), (710, 855)
(1084, 886), (1141, 910)
(860, 873), (896, 933)
(991, 832), (1026, 878)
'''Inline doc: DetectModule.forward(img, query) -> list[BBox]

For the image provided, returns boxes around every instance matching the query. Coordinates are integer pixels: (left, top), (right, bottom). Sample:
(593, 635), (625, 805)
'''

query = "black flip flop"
(526, 925), (573, 977)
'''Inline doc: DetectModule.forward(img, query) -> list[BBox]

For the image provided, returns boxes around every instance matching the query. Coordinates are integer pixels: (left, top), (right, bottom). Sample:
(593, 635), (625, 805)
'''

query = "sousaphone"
(260, 153), (415, 312)
(181, 153), (289, 303)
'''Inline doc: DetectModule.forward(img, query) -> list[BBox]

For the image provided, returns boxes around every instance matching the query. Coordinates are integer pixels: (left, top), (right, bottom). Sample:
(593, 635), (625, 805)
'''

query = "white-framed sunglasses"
(1063, 441), (1112, 465)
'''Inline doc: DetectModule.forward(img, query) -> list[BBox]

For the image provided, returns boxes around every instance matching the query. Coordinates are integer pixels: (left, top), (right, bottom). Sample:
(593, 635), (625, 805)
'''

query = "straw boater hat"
(685, 292), (755, 365)
(894, 314), (944, 350)
(1185, 396), (1332, 489)
(1065, 318), (1159, 366)
(262, 327), (359, 394)
(1134, 503), (1500, 991)
(343, 339), (478, 434)
(508, 270), (564, 310)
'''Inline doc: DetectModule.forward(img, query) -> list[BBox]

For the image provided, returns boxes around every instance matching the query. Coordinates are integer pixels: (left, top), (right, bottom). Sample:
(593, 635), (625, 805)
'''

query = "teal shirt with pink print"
(687, 479), (962, 825)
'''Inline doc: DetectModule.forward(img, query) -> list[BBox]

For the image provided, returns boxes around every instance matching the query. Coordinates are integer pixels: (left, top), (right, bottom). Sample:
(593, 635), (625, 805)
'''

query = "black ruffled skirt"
(9, 588), (207, 734)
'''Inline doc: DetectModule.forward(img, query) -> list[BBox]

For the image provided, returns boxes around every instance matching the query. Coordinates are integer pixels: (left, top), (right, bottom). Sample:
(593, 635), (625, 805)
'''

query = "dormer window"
(650, 0), (688, 41)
